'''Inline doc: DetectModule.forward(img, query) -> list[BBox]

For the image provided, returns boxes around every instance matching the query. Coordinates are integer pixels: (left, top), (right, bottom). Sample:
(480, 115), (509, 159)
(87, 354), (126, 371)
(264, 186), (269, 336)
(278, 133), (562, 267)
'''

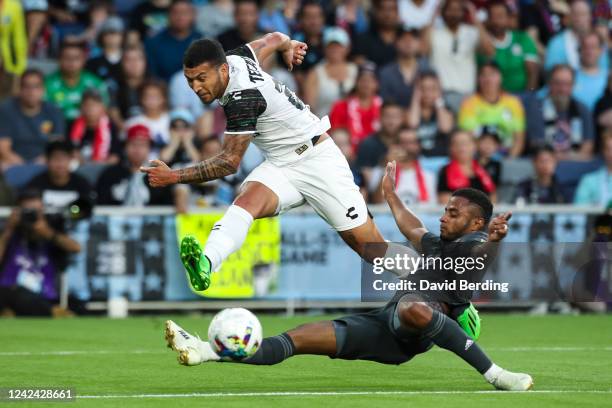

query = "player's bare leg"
(180, 181), (279, 292)
(396, 298), (533, 391)
(338, 217), (387, 263)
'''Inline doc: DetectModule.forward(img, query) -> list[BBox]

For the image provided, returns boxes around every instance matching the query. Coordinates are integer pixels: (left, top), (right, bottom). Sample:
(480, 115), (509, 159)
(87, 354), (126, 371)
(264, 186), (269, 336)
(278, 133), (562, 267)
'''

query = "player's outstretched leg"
(396, 299), (533, 391)
(165, 320), (336, 366)
(180, 182), (279, 292)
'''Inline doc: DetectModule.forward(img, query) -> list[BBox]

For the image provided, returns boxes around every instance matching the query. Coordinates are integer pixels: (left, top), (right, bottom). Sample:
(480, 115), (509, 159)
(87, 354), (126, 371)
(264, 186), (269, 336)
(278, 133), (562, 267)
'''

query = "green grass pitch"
(1, 313), (611, 407)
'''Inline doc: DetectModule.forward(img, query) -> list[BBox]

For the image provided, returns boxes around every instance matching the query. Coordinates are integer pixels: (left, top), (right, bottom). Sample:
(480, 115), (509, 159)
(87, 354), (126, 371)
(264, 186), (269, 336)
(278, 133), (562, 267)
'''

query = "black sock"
(241, 333), (295, 365)
(423, 310), (492, 374)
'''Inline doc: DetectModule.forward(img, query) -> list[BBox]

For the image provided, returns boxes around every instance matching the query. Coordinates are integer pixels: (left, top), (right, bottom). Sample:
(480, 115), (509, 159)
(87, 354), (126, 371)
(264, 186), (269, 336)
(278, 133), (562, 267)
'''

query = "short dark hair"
(452, 188), (493, 224)
(381, 100), (402, 111)
(81, 88), (104, 104)
(45, 140), (74, 157)
(20, 68), (45, 84)
(234, 0), (259, 10)
(549, 64), (575, 82)
(298, 0), (323, 20)
(170, 0), (194, 10)
(487, 0), (511, 14)
(478, 60), (501, 75)
(59, 40), (86, 55)
(532, 144), (555, 159)
(183, 39), (227, 68)
(417, 69), (439, 83)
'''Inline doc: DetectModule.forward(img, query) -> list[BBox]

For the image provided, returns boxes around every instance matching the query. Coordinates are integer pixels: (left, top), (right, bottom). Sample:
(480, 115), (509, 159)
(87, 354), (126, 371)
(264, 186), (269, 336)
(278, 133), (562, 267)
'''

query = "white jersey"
(219, 45), (330, 166)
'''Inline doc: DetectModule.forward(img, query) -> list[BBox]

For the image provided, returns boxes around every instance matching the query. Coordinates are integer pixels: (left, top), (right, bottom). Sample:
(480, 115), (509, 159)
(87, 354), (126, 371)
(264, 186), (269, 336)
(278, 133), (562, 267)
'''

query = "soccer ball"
(208, 308), (263, 361)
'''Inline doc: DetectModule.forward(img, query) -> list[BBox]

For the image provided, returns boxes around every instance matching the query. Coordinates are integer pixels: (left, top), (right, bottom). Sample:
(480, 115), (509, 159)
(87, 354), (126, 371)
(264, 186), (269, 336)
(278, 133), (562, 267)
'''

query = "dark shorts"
(331, 298), (437, 365)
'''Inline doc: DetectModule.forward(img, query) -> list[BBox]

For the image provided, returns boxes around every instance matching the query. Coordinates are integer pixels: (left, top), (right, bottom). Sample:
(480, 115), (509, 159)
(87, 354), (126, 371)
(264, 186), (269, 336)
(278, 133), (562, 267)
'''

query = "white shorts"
(241, 138), (368, 232)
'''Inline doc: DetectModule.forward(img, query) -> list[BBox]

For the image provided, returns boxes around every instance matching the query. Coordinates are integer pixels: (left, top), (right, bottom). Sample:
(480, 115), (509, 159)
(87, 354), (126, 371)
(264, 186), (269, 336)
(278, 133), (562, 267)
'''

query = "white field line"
(2, 346), (612, 357)
(77, 390), (612, 399)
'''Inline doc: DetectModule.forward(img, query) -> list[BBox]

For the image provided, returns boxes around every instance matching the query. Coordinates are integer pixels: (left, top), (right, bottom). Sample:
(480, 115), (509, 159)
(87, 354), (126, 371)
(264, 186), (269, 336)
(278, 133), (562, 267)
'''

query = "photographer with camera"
(0, 189), (81, 317)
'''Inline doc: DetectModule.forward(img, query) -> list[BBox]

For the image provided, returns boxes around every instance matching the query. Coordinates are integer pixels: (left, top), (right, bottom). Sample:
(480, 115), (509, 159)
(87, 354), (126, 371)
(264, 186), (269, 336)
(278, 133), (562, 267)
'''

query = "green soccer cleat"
(180, 235), (212, 292)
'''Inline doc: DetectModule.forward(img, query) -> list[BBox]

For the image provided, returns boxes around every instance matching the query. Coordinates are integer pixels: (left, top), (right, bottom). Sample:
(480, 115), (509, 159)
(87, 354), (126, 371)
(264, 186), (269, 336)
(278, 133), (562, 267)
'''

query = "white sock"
(204, 205), (254, 271)
(483, 363), (503, 383)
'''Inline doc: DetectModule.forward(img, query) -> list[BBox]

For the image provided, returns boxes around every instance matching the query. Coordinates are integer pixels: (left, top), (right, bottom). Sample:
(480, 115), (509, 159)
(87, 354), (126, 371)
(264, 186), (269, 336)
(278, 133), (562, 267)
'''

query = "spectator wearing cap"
(45, 41), (108, 124)
(96, 123), (174, 206)
(85, 16), (125, 90)
(351, 0), (401, 67)
(573, 32), (608, 112)
(0, 69), (65, 167)
(145, 0), (202, 81)
(125, 80), (171, 160)
(406, 71), (454, 156)
(515, 145), (564, 204)
(329, 62), (383, 151)
(109, 45), (149, 129)
(481, 0), (539, 93)
(544, 0), (608, 72)
(303, 27), (357, 118)
(437, 130), (497, 204)
(425, 0), (495, 111)
(160, 109), (200, 166)
(379, 28), (428, 108)
(26, 140), (93, 211)
(70, 89), (121, 165)
(458, 61), (526, 157)
(398, 0), (439, 30)
(217, 0), (262, 52)
(527, 65), (594, 160)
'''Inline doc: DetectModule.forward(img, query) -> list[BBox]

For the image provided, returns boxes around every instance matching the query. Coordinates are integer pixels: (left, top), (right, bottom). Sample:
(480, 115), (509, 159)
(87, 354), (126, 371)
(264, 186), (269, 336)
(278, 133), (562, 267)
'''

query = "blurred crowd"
(0, 0), (611, 213)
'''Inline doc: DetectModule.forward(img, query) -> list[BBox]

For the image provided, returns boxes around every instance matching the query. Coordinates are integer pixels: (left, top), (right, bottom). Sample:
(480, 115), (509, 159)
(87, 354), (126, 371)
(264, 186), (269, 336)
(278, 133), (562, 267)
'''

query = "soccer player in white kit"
(141, 32), (385, 292)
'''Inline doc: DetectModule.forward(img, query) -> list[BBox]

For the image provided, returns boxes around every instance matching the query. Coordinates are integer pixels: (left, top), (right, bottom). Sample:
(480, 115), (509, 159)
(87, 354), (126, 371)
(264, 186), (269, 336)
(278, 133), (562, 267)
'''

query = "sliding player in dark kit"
(165, 162), (533, 391)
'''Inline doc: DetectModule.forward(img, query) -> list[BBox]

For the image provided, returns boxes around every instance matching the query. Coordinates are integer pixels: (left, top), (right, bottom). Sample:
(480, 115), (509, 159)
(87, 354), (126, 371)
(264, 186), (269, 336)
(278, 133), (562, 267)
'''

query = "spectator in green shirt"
(45, 42), (108, 125)
(481, 0), (539, 93)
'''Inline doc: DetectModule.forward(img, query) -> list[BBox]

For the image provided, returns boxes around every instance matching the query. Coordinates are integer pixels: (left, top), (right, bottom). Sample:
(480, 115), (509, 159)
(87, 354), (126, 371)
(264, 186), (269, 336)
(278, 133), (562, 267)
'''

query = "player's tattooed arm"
(176, 134), (252, 184)
(247, 32), (307, 71)
(140, 134), (252, 187)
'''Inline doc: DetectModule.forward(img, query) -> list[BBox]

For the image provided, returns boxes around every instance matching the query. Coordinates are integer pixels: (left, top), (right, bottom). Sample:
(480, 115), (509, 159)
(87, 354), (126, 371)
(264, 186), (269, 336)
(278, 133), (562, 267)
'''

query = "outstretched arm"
(141, 134), (252, 186)
(248, 32), (307, 71)
(381, 161), (428, 249)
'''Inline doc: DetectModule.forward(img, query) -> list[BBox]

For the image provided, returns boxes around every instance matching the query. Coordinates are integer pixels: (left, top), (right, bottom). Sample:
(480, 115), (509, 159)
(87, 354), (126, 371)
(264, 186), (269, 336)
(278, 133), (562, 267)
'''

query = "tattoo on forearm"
(177, 156), (236, 184)
(177, 134), (251, 184)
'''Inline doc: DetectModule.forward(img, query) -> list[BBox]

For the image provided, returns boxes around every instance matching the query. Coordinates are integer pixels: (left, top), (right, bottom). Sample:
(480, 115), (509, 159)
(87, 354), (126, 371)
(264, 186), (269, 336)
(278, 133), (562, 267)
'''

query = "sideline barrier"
(0, 205), (607, 309)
